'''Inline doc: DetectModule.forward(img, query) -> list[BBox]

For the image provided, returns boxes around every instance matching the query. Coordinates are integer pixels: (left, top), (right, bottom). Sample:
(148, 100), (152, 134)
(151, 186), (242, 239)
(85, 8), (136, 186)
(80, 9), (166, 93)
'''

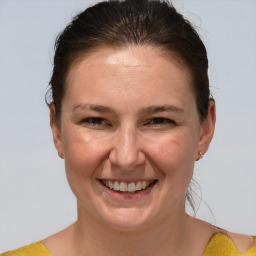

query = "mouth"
(99, 179), (158, 193)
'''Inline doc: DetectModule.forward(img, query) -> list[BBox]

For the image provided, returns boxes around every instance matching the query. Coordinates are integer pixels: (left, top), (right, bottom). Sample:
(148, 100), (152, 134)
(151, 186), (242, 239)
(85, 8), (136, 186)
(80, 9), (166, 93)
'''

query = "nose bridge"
(110, 122), (143, 169)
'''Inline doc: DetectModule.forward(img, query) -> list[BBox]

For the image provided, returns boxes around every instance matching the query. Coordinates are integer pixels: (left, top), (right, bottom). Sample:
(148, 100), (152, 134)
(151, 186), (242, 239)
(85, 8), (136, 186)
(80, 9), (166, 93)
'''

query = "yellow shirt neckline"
(203, 233), (256, 256)
(39, 233), (256, 256)
(2, 233), (256, 256)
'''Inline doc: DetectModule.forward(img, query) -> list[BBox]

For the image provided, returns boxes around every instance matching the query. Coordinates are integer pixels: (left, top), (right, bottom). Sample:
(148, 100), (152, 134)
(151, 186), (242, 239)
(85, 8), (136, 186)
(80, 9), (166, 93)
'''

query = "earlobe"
(195, 151), (203, 161)
(50, 104), (64, 159)
(196, 100), (216, 160)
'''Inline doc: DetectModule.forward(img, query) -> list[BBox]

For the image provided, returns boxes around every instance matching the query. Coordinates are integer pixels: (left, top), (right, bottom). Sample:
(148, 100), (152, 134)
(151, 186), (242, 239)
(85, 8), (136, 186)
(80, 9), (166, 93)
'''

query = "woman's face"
(51, 46), (214, 230)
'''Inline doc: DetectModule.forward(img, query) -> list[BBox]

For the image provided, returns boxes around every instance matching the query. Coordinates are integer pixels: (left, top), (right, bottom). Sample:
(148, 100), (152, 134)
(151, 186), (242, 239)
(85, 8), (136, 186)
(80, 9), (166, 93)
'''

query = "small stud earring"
(58, 152), (63, 159)
(195, 151), (203, 161)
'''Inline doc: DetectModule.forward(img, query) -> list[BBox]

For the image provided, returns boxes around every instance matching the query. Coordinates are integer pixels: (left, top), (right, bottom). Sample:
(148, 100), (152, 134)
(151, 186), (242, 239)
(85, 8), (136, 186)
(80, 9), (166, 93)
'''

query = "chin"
(98, 207), (154, 232)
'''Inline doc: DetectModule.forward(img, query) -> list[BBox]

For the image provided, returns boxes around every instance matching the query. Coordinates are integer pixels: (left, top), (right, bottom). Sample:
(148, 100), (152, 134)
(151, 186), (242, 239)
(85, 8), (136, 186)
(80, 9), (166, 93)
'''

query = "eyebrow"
(72, 104), (115, 114)
(71, 104), (184, 115)
(139, 105), (184, 115)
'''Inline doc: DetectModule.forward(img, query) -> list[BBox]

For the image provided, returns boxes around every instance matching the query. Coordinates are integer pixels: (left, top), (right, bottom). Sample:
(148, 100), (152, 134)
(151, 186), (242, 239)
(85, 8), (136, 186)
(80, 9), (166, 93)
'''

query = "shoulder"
(188, 217), (256, 255)
(204, 230), (256, 256)
(227, 231), (256, 253)
(0, 242), (52, 256)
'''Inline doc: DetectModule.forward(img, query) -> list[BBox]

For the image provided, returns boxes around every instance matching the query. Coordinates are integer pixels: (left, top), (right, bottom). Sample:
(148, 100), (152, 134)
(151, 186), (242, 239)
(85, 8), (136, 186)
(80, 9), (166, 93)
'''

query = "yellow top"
(203, 233), (256, 256)
(0, 242), (51, 256)
(1, 233), (256, 256)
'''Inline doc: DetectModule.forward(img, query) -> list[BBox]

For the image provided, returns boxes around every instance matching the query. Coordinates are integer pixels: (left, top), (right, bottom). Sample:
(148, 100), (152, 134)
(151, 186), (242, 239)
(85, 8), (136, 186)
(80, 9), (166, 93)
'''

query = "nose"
(109, 125), (145, 170)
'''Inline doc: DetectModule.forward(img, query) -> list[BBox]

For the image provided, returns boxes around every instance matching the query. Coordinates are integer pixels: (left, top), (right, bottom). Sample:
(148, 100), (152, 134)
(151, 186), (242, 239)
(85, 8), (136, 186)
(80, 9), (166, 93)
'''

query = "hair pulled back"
(47, 0), (211, 124)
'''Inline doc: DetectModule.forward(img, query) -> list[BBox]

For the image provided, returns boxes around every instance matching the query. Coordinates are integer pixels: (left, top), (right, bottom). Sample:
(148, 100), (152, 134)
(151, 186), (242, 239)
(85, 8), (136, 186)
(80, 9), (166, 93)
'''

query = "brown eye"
(81, 117), (112, 128)
(145, 118), (175, 126)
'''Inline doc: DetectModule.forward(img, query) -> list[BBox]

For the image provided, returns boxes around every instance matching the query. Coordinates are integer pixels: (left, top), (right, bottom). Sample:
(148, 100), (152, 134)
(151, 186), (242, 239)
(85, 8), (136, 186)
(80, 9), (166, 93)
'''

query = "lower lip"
(98, 180), (157, 202)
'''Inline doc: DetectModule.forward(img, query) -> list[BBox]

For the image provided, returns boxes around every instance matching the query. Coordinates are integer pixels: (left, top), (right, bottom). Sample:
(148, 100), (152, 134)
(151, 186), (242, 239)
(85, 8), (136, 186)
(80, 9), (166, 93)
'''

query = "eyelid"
(79, 116), (176, 129)
(81, 117), (111, 127)
(144, 117), (176, 126)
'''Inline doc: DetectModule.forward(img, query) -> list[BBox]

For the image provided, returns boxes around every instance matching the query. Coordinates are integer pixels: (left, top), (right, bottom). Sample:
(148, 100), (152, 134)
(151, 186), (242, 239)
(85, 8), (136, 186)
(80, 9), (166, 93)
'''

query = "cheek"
(62, 128), (111, 183)
(145, 130), (196, 183)
(149, 131), (196, 165)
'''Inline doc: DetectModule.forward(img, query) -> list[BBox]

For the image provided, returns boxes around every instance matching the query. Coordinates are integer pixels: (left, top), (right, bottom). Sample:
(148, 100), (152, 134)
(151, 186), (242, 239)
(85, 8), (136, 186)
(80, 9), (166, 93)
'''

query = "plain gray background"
(0, 0), (256, 252)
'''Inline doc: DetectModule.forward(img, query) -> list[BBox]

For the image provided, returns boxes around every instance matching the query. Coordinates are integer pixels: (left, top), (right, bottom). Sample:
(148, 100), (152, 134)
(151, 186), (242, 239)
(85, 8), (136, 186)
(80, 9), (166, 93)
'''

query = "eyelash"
(80, 117), (176, 128)
(81, 117), (110, 127)
(144, 118), (176, 127)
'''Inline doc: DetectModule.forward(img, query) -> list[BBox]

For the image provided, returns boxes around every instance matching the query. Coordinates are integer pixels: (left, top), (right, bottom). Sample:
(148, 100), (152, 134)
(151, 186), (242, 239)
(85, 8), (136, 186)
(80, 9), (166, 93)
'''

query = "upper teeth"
(102, 180), (154, 193)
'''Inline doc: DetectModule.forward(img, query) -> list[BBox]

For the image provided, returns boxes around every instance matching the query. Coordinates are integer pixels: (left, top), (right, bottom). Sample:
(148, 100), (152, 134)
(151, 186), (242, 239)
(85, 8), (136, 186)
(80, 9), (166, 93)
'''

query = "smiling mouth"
(99, 180), (158, 193)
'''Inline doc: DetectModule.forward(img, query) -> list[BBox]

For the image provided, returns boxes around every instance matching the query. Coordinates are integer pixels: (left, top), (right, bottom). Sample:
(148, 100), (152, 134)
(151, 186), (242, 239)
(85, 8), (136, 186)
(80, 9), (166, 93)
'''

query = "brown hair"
(46, 0), (212, 212)
(47, 0), (211, 121)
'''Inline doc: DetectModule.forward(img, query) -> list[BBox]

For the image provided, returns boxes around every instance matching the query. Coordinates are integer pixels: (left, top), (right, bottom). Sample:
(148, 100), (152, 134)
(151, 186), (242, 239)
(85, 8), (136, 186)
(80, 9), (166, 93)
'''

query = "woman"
(1, 0), (255, 255)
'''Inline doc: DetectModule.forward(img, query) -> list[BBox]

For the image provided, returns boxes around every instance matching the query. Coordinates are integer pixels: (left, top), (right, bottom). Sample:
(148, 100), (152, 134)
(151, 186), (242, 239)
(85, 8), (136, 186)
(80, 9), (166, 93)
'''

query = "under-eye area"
(99, 179), (158, 193)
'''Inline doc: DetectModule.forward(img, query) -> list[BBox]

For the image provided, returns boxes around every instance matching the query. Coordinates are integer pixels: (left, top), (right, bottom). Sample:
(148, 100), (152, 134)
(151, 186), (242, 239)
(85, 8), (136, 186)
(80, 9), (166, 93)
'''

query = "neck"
(71, 203), (191, 256)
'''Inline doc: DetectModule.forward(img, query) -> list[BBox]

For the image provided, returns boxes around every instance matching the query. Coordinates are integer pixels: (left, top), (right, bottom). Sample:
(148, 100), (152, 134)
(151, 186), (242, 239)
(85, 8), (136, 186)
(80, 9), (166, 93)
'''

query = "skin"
(46, 45), (220, 256)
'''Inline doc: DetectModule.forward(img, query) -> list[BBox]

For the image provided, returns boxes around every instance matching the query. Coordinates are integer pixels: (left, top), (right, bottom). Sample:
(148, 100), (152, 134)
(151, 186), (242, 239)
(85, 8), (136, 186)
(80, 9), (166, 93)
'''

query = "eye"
(81, 117), (111, 128)
(144, 118), (176, 127)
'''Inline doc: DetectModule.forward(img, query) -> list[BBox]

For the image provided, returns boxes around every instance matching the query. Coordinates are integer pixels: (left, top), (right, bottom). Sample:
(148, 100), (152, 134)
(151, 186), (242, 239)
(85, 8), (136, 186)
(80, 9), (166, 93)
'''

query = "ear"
(195, 100), (216, 160)
(50, 104), (64, 159)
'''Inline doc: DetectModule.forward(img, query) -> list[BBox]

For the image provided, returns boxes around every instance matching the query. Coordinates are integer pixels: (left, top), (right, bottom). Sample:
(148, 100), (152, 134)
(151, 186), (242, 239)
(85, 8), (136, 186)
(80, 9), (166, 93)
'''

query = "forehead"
(68, 45), (190, 74)
(64, 46), (195, 112)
